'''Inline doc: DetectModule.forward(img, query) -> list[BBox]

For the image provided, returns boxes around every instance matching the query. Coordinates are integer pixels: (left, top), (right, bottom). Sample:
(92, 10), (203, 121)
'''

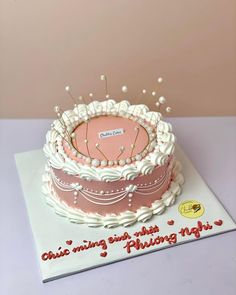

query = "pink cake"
(42, 99), (184, 227)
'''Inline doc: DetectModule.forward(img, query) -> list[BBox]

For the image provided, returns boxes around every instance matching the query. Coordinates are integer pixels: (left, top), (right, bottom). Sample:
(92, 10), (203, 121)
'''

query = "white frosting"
(42, 160), (184, 228)
(43, 99), (176, 182)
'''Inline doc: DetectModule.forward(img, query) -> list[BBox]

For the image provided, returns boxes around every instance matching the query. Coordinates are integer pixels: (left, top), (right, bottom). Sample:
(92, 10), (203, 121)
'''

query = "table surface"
(0, 117), (235, 295)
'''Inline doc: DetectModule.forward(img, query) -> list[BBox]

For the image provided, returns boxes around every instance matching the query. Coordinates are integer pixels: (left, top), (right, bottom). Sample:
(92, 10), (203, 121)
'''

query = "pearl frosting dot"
(166, 106), (172, 113)
(119, 159), (126, 166)
(101, 160), (108, 167)
(91, 159), (100, 167)
(121, 86), (128, 93)
(159, 96), (166, 104)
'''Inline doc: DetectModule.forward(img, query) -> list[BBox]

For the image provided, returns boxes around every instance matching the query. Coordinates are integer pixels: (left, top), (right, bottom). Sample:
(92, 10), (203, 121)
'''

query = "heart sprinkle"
(214, 220), (223, 226)
(167, 220), (174, 225)
(100, 252), (107, 257)
(66, 240), (73, 245)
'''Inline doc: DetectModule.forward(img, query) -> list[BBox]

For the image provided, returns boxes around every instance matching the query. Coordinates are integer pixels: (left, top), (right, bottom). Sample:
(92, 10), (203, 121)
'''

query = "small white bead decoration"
(128, 204), (132, 207)
(108, 160), (114, 166)
(73, 200), (77, 204)
(155, 101), (160, 107)
(84, 139), (88, 143)
(119, 159), (126, 166)
(121, 85), (128, 93)
(100, 190), (104, 194)
(159, 96), (166, 104)
(71, 132), (75, 138)
(152, 91), (156, 96)
(91, 159), (100, 167)
(73, 191), (78, 196)
(89, 93), (93, 98)
(101, 160), (108, 167)
(135, 154), (142, 161)
(65, 86), (70, 92)
(142, 89), (147, 94)
(166, 106), (172, 113)
(148, 145), (154, 152)
(128, 193), (133, 197)
(142, 151), (146, 157)
(151, 140), (156, 148)
(85, 157), (91, 164)
(126, 158), (131, 164)
(105, 94), (110, 98)
(158, 77), (163, 83)
(54, 105), (60, 113)
(100, 74), (106, 81)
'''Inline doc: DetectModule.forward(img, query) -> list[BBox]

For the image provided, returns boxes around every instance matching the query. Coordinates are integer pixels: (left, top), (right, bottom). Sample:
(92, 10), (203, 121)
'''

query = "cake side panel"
(49, 157), (173, 215)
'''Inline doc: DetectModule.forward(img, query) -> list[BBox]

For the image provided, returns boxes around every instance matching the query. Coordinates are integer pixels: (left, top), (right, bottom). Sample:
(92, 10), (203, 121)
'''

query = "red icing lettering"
(133, 225), (160, 237)
(72, 239), (107, 253)
(123, 233), (177, 254)
(41, 248), (70, 261)
(179, 221), (213, 239)
(108, 232), (131, 244)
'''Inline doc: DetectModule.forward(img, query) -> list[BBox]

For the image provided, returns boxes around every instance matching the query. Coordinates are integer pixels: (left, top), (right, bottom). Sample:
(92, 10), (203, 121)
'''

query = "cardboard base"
(15, 146), (236, 282)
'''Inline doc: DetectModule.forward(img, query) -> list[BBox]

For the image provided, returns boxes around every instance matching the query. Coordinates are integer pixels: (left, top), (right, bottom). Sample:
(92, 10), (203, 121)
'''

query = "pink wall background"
(0, 0), (236, 118)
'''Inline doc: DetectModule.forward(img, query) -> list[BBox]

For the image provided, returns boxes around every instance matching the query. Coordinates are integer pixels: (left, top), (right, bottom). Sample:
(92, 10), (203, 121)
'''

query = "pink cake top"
(63, 114), (157, 167)
(73, 115), (149, 161)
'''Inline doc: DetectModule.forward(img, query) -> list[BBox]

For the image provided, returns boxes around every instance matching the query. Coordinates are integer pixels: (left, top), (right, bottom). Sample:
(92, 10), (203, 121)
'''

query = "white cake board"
(15, 146), (236, 282)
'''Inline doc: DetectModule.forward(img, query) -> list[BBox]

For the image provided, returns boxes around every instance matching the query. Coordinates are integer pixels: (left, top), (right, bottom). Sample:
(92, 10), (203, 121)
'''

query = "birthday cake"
(42, 77), (184, 227)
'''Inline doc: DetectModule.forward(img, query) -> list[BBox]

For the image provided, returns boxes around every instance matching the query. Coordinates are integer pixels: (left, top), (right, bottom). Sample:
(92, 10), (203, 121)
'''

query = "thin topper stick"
(100, 74), (110, 98)
(88, 93), (97, 115)
(116, 146), (125, 160)
(78, 95), (90, 120)
(54, 106), (70, 137)
(84, 121), (91, 158)
(55, 105), (71, 125)
(53, 127), (71, 145)
(95, 143), (108, 161)
(130, 126), (140, 158)
(65, 86), (77, 105)
(71, 132), (78, 151)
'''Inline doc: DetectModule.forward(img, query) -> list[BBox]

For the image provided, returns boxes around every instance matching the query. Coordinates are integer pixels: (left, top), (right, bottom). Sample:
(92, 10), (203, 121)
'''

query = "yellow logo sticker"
(178, 200), (205, 219)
